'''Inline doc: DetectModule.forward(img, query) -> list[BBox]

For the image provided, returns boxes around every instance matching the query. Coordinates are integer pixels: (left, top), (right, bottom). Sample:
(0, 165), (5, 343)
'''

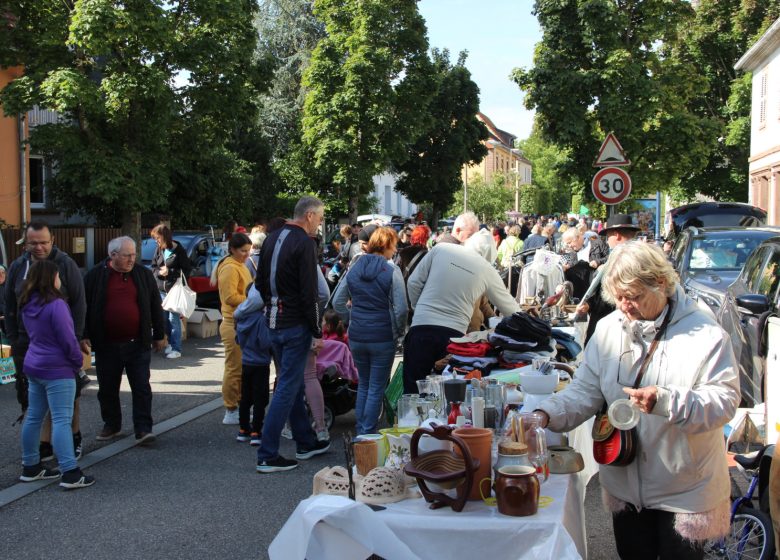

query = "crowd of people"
(1, 197), (759, 559)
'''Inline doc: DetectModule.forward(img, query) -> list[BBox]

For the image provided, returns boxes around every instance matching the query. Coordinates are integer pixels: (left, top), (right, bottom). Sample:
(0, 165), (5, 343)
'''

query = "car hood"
(686, 270), (739, 293)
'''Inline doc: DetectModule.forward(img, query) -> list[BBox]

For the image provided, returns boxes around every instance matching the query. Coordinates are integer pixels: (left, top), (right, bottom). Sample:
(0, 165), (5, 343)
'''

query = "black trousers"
(239, 363), (270, 433)
(612, 506), (705, 560)
(95, 341), (153, 434)
(402, 325), (463, 394)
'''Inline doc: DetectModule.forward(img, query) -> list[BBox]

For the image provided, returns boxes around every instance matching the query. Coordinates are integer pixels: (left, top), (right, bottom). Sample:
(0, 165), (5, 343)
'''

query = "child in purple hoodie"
(18, 260), (95, 489)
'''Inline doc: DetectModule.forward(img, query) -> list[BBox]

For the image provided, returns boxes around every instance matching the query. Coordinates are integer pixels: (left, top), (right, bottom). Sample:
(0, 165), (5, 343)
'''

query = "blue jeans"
(161, 291), (182, 352)
(257, 324), (317, 462)
(350, 340), (396, 435)
(22, 377), (77, 472)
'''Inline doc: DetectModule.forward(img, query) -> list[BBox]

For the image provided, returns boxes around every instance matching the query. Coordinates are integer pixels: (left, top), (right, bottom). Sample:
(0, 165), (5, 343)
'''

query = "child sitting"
(233, 285), (272, 446)
(322, 309), (349, 345)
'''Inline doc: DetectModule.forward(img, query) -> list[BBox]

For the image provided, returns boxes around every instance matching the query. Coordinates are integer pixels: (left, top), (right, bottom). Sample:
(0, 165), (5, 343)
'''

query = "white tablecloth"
(270, 423), (598, 560)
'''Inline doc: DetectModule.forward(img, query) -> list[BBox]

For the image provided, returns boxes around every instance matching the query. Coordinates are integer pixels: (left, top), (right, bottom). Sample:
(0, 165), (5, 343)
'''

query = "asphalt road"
(0, 336), (619, 560)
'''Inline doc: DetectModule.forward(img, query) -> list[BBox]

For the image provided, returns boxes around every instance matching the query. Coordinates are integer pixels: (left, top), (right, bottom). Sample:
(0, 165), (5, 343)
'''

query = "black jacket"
(152, 241), (191, 292)
(84, 260), (165, 351)
(4, 247), (86, 345)
(255, 224), (321, 337)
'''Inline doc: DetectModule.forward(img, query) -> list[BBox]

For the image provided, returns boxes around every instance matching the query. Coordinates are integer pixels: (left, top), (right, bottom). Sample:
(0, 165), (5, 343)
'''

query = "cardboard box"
(181, 317), (187, 341)
(187, 308), (222, 338)
(82, 351), (95, 371)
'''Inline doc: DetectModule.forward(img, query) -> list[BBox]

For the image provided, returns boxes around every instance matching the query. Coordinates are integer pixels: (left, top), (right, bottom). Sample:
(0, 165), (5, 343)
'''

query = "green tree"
(0, 0), (267, 235)
(392, 49), (488, 226)
(448, 173), (514, 223)
(301, 0), (434, 222)
(672, 0), (780, 201)
(517, 127), (577, 214)
(512, 0), (715, 203)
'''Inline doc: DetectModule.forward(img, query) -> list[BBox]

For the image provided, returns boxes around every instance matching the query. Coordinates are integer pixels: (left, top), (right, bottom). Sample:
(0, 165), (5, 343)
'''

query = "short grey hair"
(454, 211), (479, 234)
(561, 227), (581, 244)
(293, 196), (324, 220)
(108, 236), (135, 255)
(601, 241), (678, 305)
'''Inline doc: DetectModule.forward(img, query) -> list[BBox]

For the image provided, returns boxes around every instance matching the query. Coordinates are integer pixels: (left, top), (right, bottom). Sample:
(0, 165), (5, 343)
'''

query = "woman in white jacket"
(537, 241), (740, 560)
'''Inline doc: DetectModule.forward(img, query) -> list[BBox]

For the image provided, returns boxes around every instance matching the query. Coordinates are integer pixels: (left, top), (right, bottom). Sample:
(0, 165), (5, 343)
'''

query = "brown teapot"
(494, 465), (539, 517)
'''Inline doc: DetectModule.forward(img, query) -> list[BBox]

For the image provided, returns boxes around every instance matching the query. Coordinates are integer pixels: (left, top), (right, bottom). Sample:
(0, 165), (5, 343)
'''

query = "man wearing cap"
(577, 214), (640, 343)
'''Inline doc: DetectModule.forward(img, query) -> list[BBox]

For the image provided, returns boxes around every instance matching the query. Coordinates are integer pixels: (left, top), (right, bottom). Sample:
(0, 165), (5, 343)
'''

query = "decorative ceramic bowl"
(518, 371), (559, 394)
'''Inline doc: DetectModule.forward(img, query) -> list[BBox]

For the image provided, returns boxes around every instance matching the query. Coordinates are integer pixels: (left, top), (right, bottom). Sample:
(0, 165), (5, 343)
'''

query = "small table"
(270, 423), (597, 560)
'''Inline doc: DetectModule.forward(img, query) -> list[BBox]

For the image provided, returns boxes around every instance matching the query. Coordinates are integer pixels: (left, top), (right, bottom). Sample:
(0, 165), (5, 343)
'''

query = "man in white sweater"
(402, 214), (520, 392)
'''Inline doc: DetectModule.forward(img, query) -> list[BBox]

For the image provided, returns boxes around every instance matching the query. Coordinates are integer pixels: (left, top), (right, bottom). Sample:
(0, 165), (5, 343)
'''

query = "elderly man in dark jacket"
(84, 236), (165, 445)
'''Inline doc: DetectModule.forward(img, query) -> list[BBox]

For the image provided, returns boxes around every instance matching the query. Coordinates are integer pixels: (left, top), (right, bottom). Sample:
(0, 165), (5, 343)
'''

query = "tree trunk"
(430, 206), (440, 230)
(348, 195), (359, 225)
(121, 209), (142, 251)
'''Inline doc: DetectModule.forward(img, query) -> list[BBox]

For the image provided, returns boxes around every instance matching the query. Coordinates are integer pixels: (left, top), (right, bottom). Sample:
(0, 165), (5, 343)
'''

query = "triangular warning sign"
(593, 132), (630, 167)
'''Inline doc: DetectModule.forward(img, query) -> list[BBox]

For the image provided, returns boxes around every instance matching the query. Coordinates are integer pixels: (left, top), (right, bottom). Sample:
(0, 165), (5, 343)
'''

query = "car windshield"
(140, 234), (202, 263)
(688, 233), (774, 271)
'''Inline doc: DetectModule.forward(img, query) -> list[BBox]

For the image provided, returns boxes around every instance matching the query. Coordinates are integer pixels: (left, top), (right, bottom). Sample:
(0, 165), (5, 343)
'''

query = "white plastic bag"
(162, 272), (197, 319)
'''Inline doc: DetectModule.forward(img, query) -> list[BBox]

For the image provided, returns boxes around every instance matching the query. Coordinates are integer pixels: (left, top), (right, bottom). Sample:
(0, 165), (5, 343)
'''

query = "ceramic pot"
(355, 434), (387, 467)
(494, 465), (540, 517)
(453, 427), (492, 501)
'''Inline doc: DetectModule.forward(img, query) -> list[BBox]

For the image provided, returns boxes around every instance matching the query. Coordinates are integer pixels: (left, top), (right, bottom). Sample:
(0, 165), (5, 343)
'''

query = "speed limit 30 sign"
(591, 167), (631, 205)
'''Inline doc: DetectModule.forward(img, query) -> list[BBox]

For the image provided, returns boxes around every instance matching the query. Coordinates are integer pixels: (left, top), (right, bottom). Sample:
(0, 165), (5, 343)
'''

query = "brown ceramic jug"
(494, 465), (540, 516)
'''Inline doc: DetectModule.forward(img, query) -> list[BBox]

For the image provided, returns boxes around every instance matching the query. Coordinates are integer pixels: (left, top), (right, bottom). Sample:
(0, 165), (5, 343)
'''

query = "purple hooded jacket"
(21, 294), (83, 380)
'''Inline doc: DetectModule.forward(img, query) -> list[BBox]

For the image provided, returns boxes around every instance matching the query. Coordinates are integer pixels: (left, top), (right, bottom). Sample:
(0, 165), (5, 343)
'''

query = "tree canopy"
(392, 49), (488, 225)
(301, 0), (434, 221)
(513, 0), (715, 202)
(0, 0), (269, 233)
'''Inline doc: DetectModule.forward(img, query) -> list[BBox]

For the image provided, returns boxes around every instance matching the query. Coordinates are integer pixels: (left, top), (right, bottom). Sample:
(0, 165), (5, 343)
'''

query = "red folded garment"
(446, 341), (493, 357)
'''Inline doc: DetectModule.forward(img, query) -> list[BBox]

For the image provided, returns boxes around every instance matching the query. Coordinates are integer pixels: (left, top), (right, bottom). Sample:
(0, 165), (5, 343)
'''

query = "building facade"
(369, 171), (418, 218)
(462, 112), (532, 189)
(1, 66), (65, 227)
(735, 17), (780, 226)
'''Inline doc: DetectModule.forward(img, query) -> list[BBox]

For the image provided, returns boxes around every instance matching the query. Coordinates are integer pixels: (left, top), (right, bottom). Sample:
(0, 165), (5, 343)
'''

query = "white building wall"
(750, 56), (780, 155)
(371, 172), (417, 217)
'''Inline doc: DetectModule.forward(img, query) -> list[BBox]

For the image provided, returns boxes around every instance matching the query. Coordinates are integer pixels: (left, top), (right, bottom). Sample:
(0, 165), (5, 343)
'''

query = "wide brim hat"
(599, 214), (641, 236)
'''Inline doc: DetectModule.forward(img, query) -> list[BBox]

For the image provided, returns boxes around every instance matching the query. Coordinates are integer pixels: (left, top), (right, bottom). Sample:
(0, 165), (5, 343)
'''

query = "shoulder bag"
(592, 300), (673, 467)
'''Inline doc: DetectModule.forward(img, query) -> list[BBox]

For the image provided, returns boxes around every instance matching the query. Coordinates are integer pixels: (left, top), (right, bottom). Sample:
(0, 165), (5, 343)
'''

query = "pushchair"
(313, 339), (359, 429)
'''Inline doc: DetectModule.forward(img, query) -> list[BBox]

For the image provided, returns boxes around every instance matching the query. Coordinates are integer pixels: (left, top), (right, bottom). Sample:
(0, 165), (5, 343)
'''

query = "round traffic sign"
(591, 167), (632, 205)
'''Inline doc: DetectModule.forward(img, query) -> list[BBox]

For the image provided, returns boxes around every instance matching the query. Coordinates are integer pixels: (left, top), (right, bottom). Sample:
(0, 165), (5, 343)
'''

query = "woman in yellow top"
(211, 232), (253, 425)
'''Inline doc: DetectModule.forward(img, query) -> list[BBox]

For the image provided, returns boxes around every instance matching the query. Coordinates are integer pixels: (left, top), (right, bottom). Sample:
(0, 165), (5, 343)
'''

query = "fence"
(1, 227), (151, 270)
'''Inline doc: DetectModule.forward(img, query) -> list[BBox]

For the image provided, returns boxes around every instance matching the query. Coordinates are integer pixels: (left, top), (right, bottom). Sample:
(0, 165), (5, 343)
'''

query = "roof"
(735, 17), (780, 71)
(477, 112), (531, 164)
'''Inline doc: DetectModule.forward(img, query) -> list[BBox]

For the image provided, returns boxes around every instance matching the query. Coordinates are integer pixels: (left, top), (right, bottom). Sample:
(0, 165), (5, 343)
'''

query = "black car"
(717, 236), (780, 407)
(664, 202), (766, 243)
(670, 226), (780, 313)
(141, 231), (216, 277)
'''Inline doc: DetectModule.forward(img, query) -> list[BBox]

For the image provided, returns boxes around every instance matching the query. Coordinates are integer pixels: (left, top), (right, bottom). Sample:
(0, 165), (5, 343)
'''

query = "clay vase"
(453, 427), (493, 501)
(494, 465), (540, 517)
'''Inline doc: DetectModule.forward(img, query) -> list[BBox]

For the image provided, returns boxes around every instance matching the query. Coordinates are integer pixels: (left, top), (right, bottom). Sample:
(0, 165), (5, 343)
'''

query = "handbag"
(592, 299), (673, 467)
(162, 272), (197, 319)
(0, 341), (16, 385)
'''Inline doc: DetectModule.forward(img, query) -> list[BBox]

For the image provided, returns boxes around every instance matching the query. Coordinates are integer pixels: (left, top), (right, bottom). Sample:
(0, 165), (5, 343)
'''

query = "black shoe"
(295, 439), (331, 460)
(73, 432), (82, 460)
(39, 441), (54, 462)
(135, 432), (156, 446)
(256, 456), (298, 473)
(20, 463), (61, 482)
(59, 468), (95, 490)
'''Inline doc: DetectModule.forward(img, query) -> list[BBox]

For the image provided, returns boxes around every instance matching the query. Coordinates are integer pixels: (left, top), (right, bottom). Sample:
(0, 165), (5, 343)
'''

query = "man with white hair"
(84, 236), (166, 445)
(402, 217), (520, 392)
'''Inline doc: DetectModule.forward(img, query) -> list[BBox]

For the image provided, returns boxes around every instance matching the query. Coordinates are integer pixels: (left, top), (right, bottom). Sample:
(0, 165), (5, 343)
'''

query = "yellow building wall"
(0, 66), (26, 227)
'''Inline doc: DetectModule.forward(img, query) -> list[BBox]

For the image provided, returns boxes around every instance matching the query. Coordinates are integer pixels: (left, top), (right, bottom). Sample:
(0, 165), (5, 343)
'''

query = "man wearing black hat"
(578, 214), (641, 344)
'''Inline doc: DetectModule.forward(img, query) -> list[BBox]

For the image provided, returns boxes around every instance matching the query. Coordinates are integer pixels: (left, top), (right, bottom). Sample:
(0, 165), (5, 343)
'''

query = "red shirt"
(104, 266), (141, 343)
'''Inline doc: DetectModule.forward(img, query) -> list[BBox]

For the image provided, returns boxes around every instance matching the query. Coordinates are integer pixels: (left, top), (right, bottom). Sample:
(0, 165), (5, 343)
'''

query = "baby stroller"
(313, 339), (359, 429)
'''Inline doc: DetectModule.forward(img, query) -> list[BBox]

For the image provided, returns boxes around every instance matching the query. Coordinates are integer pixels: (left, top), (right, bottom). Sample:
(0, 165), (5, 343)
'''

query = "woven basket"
(312, 466), (354, 497)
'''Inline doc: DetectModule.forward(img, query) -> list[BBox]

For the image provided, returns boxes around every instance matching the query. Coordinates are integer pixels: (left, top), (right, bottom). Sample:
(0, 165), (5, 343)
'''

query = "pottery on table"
(494, 465), (540, 517)
(453, 427), (493, 501)
(355, 433), (388, 467)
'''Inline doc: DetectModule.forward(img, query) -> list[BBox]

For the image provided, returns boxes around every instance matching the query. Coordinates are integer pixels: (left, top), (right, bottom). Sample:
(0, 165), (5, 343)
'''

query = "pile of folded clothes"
(489, 312), (556, 367)
(442, 333), (499, 379)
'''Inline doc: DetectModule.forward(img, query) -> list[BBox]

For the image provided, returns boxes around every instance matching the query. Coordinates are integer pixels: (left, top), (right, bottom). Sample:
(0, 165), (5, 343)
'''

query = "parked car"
(717, 236), (780, 407)
(664, 202), (766, 243)
(141, 231), (215, 278)
(669, 226), (780, 313)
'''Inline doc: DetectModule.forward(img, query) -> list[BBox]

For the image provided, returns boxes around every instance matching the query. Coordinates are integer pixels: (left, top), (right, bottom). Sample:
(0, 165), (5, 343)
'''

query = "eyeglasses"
(26, 241), (52, 247)
(116, 253), (136, 259)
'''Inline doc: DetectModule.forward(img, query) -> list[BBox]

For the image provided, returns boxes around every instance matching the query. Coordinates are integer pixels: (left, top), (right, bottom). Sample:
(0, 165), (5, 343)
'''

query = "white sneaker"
(222, 409), (240, 425)
(166, 351), (181, 359)
(164, 345), (173, 354)
(316, 430), (330, 442)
